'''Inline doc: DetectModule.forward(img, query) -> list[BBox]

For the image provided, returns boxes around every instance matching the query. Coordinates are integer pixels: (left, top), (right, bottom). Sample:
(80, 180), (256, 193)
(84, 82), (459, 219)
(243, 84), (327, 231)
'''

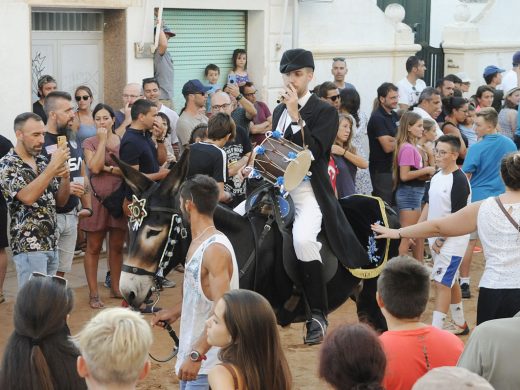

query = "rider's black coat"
(272, 93), (369, 268)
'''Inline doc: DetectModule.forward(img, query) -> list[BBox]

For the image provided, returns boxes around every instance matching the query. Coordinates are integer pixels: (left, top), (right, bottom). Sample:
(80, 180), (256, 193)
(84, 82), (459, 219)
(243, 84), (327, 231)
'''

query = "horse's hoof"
(304, 316), (327, 345)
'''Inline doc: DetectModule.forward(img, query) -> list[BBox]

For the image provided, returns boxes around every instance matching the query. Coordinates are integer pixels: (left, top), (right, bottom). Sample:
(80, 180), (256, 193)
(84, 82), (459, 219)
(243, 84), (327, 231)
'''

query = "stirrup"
(302, 317), (327, 344)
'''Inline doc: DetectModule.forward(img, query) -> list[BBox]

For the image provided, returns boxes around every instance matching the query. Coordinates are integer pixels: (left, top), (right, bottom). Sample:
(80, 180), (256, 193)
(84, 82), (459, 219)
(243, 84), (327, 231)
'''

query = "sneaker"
(461, 283), (471, 299)
(74, 249), (84, 257)
(104, 271), (111, 289)
(443, 319), (470, 335)
(159, 277), (176, 288)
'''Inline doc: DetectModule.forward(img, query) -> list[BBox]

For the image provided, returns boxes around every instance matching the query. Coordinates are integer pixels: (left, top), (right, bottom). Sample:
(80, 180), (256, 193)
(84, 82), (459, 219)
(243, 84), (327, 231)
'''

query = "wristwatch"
(236, 93), (243, 101)
(189, 350), (207, 362)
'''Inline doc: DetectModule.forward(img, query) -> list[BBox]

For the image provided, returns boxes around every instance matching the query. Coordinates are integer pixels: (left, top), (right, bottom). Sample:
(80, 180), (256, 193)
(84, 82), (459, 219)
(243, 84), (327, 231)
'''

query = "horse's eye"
(146, 229), (162, 239)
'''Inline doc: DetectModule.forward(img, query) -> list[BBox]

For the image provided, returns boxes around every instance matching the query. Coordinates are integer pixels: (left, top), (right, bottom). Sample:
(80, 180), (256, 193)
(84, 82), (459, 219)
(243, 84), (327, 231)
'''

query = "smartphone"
(227, 74), (237, 85)
(57, 135), (67, 148)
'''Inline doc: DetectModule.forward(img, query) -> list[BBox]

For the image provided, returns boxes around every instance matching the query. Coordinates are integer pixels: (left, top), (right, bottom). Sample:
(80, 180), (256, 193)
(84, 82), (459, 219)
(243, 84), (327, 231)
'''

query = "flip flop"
(89, 295), (105, 309)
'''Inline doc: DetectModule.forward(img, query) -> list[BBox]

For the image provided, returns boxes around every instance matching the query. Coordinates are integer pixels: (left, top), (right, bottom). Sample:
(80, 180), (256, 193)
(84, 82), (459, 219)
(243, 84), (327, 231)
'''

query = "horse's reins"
(121, 183), (188, 362)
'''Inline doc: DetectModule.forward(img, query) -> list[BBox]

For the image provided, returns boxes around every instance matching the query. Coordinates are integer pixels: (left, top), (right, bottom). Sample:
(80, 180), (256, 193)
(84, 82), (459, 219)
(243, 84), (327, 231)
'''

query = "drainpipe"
(292, 0), (299, 49)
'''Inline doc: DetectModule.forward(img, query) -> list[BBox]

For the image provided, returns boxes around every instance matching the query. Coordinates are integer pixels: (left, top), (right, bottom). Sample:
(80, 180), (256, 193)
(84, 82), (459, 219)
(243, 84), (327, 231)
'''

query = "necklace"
(192, 225), (215, 242)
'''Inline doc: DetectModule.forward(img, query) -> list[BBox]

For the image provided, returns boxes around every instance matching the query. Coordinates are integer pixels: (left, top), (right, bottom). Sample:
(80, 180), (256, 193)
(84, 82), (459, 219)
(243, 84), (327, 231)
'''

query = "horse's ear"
(158, 147), (190, 196)
(110, 153), (154, 196)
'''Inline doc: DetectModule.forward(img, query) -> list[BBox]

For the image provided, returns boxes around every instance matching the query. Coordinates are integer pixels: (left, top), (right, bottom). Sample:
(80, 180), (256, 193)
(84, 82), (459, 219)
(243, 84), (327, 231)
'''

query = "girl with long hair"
(0, 274), (86, 390)
(393, 112), (436, 260)
(442, 96), (469, 164)
(331, 114), (368, 198)
(498, 87), (520, 140)
(339, 88), (373, 195)
(319, 323), (386, 390)
(81, 103), (127, 308)
(206, 290), (292, 390)
(228, 49), (250, 86)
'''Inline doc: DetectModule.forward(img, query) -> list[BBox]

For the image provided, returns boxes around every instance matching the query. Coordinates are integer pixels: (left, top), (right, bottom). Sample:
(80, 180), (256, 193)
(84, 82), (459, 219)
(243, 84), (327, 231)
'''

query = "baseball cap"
(455, 72), (472, 83)
(483, 65), (505, 78)
(182, 80), (212, 96)
(162, 25), (176, 37)
(512, 50), (520, 66)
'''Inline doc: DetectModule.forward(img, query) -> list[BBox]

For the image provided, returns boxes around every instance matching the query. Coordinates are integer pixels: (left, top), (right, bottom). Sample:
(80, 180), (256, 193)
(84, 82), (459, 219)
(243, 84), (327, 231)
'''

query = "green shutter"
(162, 9), (247, 110)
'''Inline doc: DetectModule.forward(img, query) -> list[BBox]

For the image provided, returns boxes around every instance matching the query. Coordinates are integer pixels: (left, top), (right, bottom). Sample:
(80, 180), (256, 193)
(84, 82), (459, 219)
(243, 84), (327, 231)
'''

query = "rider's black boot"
(301, 260), (328, 345)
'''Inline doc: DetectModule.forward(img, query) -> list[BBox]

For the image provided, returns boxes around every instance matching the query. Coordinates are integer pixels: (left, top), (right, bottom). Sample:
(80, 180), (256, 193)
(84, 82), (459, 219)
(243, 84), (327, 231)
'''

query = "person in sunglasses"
(318, 82), (341, 111)
(74, 85), (97, 149)
(0, 273), (87, 389)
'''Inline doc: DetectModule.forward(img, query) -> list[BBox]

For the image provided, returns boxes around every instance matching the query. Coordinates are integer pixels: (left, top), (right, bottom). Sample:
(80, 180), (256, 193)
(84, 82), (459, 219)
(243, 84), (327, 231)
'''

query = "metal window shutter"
(162, 9), (247, 110)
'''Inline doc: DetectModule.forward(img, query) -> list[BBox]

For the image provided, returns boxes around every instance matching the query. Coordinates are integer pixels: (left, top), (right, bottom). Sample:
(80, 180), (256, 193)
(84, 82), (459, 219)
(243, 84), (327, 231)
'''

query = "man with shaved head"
(114, 83), (143, 137)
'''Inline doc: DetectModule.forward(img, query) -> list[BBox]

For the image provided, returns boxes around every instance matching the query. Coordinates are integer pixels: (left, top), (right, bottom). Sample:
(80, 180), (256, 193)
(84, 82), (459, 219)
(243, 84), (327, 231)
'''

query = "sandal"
(89, 295), (105, 309)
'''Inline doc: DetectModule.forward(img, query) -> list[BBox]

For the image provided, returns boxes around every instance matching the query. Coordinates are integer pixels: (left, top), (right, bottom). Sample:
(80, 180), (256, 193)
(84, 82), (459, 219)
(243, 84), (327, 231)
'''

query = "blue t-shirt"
(462, 133), (516, 202)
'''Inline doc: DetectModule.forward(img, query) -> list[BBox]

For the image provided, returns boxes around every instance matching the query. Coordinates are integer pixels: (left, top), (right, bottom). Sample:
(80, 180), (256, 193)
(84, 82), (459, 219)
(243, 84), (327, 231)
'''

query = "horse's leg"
(326, 266), (362, 313)
(356, 276), (387, 332)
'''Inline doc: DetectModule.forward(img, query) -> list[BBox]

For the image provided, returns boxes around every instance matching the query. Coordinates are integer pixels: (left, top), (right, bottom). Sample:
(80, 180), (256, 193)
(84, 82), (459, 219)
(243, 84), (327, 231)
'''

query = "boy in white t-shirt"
(421, 134), (471, 335)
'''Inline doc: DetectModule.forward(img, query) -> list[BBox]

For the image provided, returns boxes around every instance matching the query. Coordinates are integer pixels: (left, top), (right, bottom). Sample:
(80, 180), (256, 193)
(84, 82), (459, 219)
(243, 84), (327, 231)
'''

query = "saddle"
(244, 183), (338, 286)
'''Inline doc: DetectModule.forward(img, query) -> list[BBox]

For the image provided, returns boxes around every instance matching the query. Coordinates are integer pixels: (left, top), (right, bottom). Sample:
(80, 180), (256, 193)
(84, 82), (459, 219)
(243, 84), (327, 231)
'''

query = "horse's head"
(113, 150), (190, 308)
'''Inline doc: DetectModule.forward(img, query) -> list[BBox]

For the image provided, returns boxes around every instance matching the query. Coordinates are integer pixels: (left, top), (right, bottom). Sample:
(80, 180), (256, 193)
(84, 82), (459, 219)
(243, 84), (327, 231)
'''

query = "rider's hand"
(178, 360), (202, 382)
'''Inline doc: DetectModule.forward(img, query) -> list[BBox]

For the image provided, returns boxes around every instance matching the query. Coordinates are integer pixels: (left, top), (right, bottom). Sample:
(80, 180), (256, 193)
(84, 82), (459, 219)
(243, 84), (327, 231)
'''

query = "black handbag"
(90, 175), (126, 218)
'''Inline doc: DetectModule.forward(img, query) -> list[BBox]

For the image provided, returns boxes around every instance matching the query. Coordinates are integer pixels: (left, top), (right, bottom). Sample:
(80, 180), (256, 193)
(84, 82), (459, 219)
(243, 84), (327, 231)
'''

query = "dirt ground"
(0, 252), (484, 389)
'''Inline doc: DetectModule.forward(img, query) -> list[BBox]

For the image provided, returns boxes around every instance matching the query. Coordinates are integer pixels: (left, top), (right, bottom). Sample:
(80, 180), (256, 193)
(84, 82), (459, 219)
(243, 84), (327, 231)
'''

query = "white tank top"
(175, 233), (239, 375)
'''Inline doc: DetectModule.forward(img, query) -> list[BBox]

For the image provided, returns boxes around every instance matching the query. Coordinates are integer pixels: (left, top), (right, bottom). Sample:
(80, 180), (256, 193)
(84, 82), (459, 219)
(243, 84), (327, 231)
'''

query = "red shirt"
(380, 326), (464, 390)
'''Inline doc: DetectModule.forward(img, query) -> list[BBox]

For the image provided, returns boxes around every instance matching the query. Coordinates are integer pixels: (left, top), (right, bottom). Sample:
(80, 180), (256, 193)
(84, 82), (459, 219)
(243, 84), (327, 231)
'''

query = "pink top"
(397, 142), (423, 169)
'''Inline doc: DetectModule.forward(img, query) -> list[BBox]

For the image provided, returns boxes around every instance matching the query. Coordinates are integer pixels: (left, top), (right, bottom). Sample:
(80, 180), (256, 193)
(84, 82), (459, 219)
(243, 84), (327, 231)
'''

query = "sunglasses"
(327, 94), (340, 102)
(333, 57), (346, 62)
(75, 95), (90, 101)
(30, 271), (68, 287)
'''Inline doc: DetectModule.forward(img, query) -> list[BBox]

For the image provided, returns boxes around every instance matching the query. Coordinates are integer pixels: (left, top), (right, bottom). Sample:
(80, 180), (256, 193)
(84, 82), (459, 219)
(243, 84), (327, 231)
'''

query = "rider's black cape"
(272, 94), (369, 268)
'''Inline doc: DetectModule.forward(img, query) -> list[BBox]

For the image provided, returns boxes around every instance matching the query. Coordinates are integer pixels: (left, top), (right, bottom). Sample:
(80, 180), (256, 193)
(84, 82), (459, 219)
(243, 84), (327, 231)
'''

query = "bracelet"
(81, 207), (93, 217)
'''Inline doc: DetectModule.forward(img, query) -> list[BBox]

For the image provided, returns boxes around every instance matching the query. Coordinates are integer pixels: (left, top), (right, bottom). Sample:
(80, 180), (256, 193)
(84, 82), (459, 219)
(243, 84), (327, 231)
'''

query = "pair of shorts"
(395, 184), (424, 211)
(430, 252), (463, 287)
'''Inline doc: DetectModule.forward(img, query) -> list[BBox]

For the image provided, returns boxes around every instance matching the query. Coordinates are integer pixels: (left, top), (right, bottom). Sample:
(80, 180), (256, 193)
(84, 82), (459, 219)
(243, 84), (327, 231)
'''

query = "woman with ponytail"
(319, 323), (386, 390)
(441, 96), (469, 164)
(0, 274), (86, 390)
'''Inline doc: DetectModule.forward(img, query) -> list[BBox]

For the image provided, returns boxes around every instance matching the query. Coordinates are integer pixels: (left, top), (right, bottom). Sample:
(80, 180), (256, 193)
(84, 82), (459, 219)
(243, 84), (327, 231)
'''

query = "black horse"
(116, 149), (399, 330)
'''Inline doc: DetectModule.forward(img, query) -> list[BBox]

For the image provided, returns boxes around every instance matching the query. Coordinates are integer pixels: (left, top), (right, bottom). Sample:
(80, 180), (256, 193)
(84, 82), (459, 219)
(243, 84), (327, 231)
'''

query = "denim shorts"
(395, 184), (425, 211)
(12, 250), (59, 289)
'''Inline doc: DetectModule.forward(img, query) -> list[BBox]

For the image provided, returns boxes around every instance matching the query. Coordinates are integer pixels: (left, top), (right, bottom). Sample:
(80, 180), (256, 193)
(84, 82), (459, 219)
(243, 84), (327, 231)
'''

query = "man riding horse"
(272, 49), (370, 344)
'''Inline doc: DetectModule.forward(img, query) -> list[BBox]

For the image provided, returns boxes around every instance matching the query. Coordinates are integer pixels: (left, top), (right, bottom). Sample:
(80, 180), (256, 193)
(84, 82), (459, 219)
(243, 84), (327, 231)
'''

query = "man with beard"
(0, 112), (70, 288)
(152, 175), (238, 389)
(397, 56), (427, 110)
(413, 87), (444, 139)
(271, 49), (368, 344)
(43, 91), (92, 278)
(32, 75), (57, 124)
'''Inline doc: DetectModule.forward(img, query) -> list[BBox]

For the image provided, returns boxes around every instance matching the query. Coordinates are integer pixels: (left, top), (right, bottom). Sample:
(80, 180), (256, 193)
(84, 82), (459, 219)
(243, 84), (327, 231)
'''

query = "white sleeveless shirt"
(478, 197), (520, 289)
(175, 233), (239, 375)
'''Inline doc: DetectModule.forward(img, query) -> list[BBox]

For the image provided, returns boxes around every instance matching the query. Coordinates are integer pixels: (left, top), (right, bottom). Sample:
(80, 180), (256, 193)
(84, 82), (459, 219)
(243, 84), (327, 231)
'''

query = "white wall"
(0, 1), (32, 143)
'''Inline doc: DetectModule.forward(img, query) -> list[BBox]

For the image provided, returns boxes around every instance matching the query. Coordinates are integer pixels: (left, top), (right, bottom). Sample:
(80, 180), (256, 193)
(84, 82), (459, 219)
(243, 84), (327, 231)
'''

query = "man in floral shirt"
(0, 112), (70, 288)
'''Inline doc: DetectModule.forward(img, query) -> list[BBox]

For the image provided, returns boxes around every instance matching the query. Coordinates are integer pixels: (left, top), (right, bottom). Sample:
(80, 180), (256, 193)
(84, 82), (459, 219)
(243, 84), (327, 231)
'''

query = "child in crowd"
(319, 323), (386, 390)
(393, 112), (436, 260)
(189, 123), (209, 144)
(422, 135), (470, 335)
(74, 308), (152, 389)
(417, 118), (436, 169)
(459, 103), (477, 147)
(376, 256), (464, 390)
(228, 49), (250, 86)
(204, 64), (223, 115)
(331, 114), (368, 198)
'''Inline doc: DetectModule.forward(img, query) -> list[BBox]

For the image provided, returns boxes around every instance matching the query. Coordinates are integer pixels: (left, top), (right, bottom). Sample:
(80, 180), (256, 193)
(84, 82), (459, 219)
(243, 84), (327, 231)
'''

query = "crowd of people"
(0, 15), (520, 387)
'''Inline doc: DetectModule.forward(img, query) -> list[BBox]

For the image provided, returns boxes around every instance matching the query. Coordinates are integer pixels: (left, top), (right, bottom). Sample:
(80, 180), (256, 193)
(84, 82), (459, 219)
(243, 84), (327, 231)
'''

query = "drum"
(253, 135), (312, 192)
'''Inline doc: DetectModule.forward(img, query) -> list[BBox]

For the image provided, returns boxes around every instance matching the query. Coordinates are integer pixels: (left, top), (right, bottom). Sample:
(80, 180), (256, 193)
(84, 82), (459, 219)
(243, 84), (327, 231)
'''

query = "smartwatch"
(189, 350), (207, 363)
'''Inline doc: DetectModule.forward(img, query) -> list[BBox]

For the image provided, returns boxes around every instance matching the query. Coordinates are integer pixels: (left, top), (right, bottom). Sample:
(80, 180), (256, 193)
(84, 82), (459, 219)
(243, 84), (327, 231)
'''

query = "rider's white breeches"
(291, 181), (323, 262)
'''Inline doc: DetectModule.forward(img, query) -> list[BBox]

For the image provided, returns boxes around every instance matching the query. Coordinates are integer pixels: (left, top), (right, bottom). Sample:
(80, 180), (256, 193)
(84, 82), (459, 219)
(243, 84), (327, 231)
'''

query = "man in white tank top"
(151, 175), (239, 389)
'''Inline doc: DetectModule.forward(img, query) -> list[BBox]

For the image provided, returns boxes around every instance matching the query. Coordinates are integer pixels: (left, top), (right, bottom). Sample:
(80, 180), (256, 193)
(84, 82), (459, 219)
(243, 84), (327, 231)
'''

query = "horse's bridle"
(121, 184), (188, 362)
